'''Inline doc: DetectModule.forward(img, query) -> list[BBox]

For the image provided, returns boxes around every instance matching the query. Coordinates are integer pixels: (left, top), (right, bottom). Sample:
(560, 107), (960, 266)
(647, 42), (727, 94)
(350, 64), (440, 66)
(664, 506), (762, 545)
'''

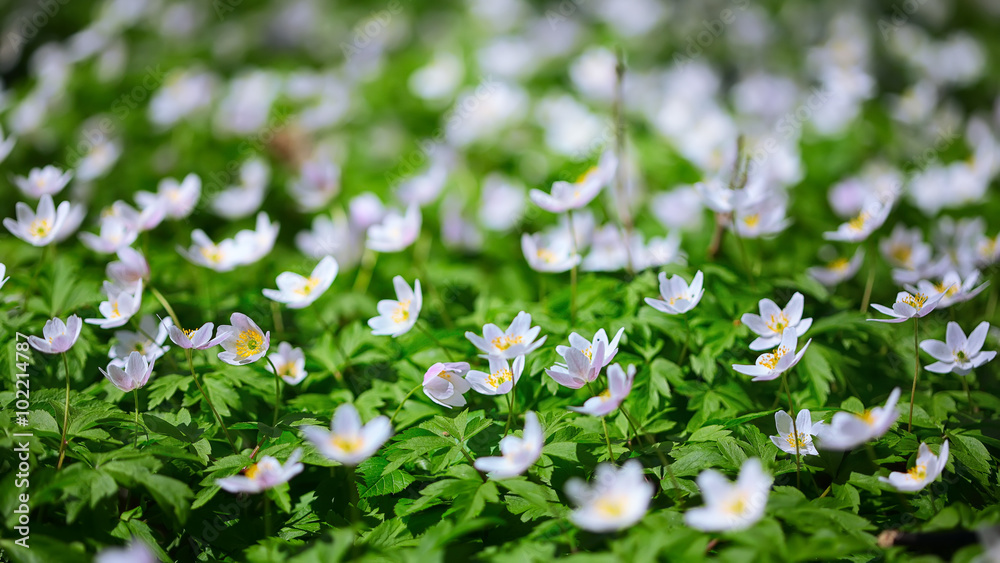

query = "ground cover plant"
(1, 0), (1000, 561)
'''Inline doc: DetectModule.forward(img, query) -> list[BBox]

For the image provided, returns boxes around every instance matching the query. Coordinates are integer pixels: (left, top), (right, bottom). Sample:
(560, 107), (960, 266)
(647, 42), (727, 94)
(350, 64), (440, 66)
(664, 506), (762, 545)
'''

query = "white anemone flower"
(816, 388), (901, 451)
(566, 460), (653, 532)
(465, 311), (546, 360)
(263, 256), (338, 309)
(684, 458), (773, 532)
(878, 441), (949, 493)
(920, 321), (996, 376)
(741, 292), (813, 351)
(302, 404), (392, 466)
(368, 276), (422, 338)
(474, 411), (544, 479)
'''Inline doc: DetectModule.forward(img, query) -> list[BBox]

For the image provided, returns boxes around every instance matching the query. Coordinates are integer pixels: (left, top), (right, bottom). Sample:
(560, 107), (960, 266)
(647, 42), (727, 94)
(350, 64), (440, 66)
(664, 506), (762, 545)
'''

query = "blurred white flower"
(817, 388), (901, 451)
(303, 404), (392, 466)
(366, 205), (422, 253)
(4, 194), (75, 247)
(217, 449), (304, 494)
(14, 165), (73, 198)
(266, 342), (308, 385)
(86, 280), (143, 329)
(569, 363), (635, 417)
(566, 460), (653, 532)
(136, 173), (201, 219)
(879, 441), (949, 493)
(263, 256), (338, 309)
(474, 411), (544, 478)
(684, 458), (772, 532)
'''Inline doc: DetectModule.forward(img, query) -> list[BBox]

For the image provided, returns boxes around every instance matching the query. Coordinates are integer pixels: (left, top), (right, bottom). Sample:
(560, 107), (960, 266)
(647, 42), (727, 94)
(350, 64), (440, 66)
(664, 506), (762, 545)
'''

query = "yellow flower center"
(889, 244), (912, 266)
(785, 432), (807, 449)
(294, 277), (320, 296)
(934, 282), (958, 297)
(767, 312), (789, 333)
(110, 301), (121, 318)
(485, 368), (514, 389)
(828, 257), (849, 271)
(392, 300), (411, 324)
(848, 212), (869, 232)
(907, 464), (927, 481)
(536, 248), (558, 263)
(598, 388), (612, 400)
(200, 246), (223, 263)
(29, 218), (52, 238)
(724, 493), (749, 516)
(245, 463), (260, 480)
(954, 350), (969, 363)
(899, 292), (928, 309)
(234, 329), (262, 358)
(759, 346), (790, 370)
(576, 165), (598, 184)
(860, 409), (876, 425)
(491, 335), (524, 351)
(182, 327), (198, 338)
(743, 214), (760, 228)
(278, 362), (296, 377)
(582, 346), (593, 361)
(594, 496), (625, 517)
(332, 435), (363, 453)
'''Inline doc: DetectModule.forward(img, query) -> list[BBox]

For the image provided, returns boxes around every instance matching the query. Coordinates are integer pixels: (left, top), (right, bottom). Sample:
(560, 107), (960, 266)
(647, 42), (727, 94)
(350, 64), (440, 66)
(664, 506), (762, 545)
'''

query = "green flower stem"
(567, 210), (579, 324)
(188, 350), (238, 454)
(780, 372), (802, 489)
(621, 404), (682, 504)
(454, 438), (488, 483)
(389, 383), (423, 425)
(56, 352), (71, 470)
(133, 389), (140, 448)
(352, 248), (378, 294)
(678, 313), (691, 366)
(506, 376), (518, 434)
(961, 374), (976, 413)
(859, 240), (877, 313)
(150, 286), (182, 329)
(908, 317), (919, 432)
(416, 320), (453, 361)
(601, 417), (614, 461)
(266, 356), (282, 427)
